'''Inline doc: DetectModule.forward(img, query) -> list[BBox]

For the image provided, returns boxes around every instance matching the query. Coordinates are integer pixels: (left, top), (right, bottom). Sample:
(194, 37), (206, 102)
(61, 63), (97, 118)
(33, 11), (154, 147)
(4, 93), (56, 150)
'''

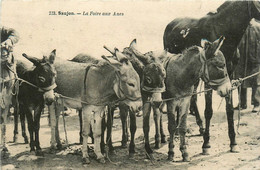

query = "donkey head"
(201, 36), (231, 97)
(22, 49), (57, 105)
(123, 39), (167, 103)
(102, 49), (142, 112)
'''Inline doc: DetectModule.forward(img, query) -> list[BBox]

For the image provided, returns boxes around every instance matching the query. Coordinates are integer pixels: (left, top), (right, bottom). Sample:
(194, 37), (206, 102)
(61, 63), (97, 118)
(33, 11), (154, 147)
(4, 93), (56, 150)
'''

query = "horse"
(14, 50), (57, 156)
(0, 45), (16, 158)
(163, 1), (260, 154)
(163, 36), (231, 162)
(48, 49), (142, 164)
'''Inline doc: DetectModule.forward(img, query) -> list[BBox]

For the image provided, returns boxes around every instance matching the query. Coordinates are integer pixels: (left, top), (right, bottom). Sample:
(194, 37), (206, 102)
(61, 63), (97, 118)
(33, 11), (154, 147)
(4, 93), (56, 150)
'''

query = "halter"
(198, 48), (229, 87)
(114, 70), (142, 102)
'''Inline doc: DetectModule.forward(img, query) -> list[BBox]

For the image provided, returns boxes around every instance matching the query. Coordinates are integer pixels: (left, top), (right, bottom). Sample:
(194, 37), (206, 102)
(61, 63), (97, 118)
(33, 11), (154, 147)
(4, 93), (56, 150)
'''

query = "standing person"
(234, 19), (260, 112)
(1, 26), (19, 48)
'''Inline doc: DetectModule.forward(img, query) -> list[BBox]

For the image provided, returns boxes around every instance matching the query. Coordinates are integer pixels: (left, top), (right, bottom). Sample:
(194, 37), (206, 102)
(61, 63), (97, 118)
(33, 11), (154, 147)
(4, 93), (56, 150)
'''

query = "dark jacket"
(0, 26), (19, 44)
(234, 19), (260, 87)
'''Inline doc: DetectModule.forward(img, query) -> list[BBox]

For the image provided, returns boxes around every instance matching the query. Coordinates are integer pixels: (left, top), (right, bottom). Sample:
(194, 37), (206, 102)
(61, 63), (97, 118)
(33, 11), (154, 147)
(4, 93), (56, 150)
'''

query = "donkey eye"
(128, 83), (135, 87)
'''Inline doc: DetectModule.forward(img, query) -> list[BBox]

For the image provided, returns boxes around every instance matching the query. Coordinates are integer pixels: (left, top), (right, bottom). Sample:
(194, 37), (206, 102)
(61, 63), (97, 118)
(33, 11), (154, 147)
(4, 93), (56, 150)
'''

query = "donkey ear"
(129, 39), (137, 49)
(22, 53), (40, 66)
(102, 55), (122, 70)
(201, 39), (209, 48)
(114, 48), (128, 62)
(213, 36), (225, 55)
(48, 49), (56, 64)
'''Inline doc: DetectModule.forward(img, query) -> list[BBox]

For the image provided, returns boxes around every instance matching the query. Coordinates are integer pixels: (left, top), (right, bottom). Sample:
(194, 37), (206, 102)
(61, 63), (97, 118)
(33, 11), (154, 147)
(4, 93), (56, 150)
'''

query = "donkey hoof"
(36, 150), (44, 156)
(24, 138), (29, 144)
(1, 149), (10, 159)
(154, 143), (160, 149)
(129, 152), (135, 158)
(98, 157), (106, 164)
(230, 145), (240, 153)
(13, 136), (18, 143)
(57, 143), (63, 150)
(146, 153), (155, 160)
(182, 154), (190, 162)
(161, 137), (166, 143)
(82, 157), (91, 164)
(167, 154), (174, 162)
(121, 143), (127, 148)
(202, 148), (210, 155)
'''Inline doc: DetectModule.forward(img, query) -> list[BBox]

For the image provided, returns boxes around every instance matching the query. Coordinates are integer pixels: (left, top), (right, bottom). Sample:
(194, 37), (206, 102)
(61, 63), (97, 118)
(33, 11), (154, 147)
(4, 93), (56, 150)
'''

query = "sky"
(1, 0), (225, 60)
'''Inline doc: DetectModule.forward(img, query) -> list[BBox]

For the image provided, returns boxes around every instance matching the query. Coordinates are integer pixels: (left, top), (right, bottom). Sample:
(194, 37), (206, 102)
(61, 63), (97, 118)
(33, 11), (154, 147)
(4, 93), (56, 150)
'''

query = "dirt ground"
(1, 90), (260, 170)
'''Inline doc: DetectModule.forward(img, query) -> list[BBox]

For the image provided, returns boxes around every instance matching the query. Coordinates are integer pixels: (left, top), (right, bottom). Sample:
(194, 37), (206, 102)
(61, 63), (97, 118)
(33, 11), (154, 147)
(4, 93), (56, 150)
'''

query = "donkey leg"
(20, 112), (29, 144)
(202, 88), (213, 155)
(129, 110), (137, 157)
(35, 106), (44, 156)
(179, 101), (190, 162)
(143, 102), (154, 159)
(160, 113), (166, 143)
(153, 105), (161, 149)
(190, 82), (204, 135)
(55, 105), (62, 150)
(82, 106), (92, 164)
(106, 106), (114, 153)
(93, 107), (106, 163)
(225, 94), (239, 153)
(25, 109), (35, 152)
(78, 109), (83, 144)
(119, 104), (128, 148)
(167, 101), (176, 161)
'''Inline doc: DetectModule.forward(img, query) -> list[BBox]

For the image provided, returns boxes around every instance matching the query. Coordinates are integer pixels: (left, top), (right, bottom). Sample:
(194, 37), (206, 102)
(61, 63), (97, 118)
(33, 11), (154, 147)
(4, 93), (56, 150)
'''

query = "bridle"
(199, 48), (229, 87)
(114, 70), (142, 102)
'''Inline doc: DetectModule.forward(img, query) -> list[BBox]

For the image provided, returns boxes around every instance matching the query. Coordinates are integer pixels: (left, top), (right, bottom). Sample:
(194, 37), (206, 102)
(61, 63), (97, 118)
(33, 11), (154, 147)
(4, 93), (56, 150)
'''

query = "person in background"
(233, 19), (260, 113)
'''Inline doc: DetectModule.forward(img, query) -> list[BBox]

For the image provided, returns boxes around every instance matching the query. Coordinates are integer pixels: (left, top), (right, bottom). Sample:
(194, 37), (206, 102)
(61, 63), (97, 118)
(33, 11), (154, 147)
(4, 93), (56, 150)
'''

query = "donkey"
(1, 45), (16, 158)
(163, 36), (231, 162)
(163, 1), (260, 154)
(72, 40), (167, 157)
(15, 50), (57, 156)
(102, 39), (167, 157)
(49, 49), (142, 164)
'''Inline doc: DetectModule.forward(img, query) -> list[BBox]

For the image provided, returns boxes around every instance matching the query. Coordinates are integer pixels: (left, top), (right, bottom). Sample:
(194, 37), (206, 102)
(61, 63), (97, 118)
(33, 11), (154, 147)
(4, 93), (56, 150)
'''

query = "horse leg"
(81, 105), (92, 164)
(106, 106), (115, 153)
(167, 101), (177, 161)
(35, 106), (44, 156)
(143, 102), (153, 159)
(1, 107), (10, 158)
(225, 94), (239, 152)
(129, 110), (136, 157)
(202, 88), (213, 155)
(13, 105), (19, 143)
(20, 111), (28, 144)
(78, 109), (83, 144)
(179, 100), (190, 162)
(93, 107), (106, 163)
(153, 104), (161, 149)
(119, 104), (128, 148)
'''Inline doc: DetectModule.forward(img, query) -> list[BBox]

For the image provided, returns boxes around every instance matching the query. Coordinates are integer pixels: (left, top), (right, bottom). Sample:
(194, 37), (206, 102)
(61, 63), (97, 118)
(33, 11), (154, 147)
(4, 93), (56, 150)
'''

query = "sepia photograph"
(1, 0), (260, 169)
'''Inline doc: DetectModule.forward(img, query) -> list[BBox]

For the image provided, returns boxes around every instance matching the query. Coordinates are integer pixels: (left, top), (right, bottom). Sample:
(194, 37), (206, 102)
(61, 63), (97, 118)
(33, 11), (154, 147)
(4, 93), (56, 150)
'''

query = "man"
(234, 19), (260, 112)
(1, 26), (19, 48)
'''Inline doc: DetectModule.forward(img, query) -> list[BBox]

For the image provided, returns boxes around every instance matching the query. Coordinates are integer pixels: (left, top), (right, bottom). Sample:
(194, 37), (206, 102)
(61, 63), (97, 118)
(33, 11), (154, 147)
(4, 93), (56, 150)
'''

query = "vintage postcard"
(1, 0), (260, 169)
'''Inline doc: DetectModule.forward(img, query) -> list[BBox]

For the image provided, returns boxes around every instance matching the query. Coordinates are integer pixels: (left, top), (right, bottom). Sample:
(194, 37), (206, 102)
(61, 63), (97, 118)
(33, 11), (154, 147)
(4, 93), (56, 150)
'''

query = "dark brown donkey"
(104, 39), (167, 157)
(14, 50), (57, 156)
(163, 1), (260, 154)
